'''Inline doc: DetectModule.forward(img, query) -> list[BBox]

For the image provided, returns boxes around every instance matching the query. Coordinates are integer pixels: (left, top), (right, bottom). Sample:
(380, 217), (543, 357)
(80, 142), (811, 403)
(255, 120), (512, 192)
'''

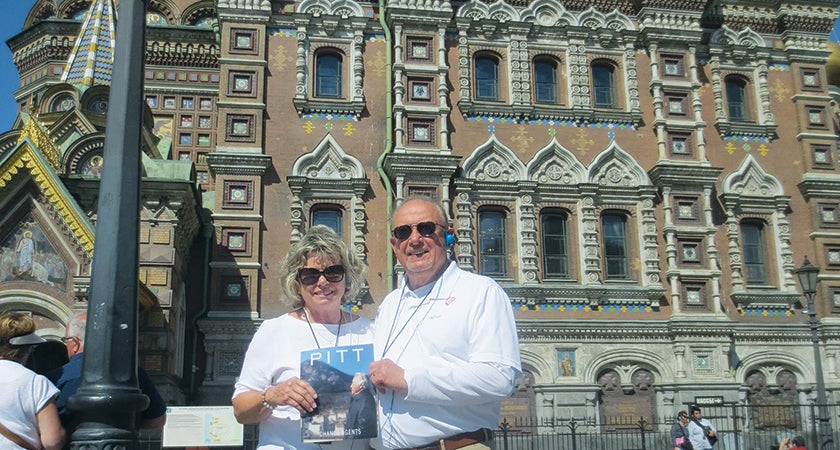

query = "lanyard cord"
(302, 307), (343, 349)
(380, 278), (439, 359)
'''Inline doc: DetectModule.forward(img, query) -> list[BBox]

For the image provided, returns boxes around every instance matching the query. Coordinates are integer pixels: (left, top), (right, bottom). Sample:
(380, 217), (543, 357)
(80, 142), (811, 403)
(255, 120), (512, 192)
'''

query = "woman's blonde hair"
(278, 225), (367, 310)
(0, 312), (37, 361)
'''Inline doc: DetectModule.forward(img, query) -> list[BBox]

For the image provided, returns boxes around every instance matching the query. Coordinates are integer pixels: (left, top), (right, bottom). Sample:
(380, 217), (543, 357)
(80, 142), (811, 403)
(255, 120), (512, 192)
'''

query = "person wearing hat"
(0, 312), (65, 450)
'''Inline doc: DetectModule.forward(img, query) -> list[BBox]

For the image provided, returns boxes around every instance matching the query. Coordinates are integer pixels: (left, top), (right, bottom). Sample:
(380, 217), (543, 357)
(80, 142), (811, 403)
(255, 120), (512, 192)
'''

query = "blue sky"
(0, 0), (37, 131)
(0, 3), (838, 133)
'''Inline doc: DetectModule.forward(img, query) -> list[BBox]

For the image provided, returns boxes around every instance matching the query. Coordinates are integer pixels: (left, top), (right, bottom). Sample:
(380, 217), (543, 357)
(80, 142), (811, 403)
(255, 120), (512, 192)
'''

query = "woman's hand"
(266, 377), (318, 414)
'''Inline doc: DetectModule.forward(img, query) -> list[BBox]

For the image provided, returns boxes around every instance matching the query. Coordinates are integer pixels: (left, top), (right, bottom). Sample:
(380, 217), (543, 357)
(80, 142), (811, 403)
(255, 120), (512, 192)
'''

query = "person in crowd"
(47, 312), (167, 431)
(670, 410), (691, 450)
(344, 373), (376, 439)
(779, 435), (807, 450)
(369, 197), (522, 449)
(0, 312), (65, 450)
(232, 225), (373, 449)
(687, 405), (718, 450)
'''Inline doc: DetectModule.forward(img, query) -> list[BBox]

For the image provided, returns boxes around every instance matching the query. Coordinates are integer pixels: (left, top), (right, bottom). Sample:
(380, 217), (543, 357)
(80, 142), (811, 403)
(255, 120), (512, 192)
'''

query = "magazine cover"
(300, 343), (378, 442)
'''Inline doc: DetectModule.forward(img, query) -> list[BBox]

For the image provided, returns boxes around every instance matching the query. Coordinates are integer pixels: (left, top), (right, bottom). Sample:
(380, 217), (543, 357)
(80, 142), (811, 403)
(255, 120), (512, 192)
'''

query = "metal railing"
(138, 403), (838, 450)
(497, 403), (839, 450)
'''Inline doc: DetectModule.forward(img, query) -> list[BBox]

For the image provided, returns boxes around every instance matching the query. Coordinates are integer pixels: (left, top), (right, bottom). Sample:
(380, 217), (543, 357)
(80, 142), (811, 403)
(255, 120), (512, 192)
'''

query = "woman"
(0, 312), (65, 450)
(671, 411), (691, 450)
(233, 226), (373, 449)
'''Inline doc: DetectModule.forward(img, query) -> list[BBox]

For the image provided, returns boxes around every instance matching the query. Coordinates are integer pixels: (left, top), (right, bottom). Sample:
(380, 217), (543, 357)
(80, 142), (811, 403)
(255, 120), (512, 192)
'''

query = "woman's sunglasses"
(297, 265), (346, 285)
(391, 221), (443, 240)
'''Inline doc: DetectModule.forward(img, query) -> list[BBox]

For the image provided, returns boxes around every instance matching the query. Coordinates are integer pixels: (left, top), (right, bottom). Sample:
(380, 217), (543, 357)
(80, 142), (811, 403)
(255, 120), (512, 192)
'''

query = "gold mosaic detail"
(0, 146), (95, 258)
(17, 117), (60, 171)
(571, 128), (594, 156)
(770, 78), (791, 103)
(511, 126), (534, 153)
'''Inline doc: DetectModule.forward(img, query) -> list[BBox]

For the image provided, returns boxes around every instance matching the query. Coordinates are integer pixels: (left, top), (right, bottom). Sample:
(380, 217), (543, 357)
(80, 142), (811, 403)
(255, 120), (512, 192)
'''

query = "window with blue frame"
(741, 220), (767, 284)
(475, 55), (500, 101)
(315, 52), (342, 98)
(592, 62), (616, 108)
(602, 213), (628, 280)
(312, 207), (342, 236)
(725, 75), (749, 121)
(534, 58), (558, 104)
(541, 210), (569, 278)
(479, 209), (507, 277)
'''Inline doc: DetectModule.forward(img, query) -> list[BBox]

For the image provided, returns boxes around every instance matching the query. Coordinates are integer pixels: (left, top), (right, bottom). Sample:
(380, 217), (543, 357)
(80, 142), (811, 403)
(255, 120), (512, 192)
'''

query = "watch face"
(697, 356), (708, 368)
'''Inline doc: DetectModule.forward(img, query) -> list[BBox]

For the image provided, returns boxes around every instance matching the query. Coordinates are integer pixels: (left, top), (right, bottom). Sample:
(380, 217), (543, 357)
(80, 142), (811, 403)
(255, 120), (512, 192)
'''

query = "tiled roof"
(61, 0), (115, 87)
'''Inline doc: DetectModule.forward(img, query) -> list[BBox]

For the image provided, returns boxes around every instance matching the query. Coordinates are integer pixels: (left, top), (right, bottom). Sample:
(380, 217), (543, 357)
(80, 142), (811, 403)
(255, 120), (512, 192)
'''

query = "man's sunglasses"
(391, 221), (444, 240)
(297, 265), (346, 285)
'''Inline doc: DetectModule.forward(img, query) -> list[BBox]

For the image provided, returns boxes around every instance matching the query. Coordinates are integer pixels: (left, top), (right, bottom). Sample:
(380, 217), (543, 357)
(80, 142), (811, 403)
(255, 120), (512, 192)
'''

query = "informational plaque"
(162, 406), (243, 447)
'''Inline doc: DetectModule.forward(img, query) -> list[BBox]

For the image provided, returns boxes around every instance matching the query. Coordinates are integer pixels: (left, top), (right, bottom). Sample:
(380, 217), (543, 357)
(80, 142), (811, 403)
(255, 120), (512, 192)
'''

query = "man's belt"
(399, 428), (494, 450)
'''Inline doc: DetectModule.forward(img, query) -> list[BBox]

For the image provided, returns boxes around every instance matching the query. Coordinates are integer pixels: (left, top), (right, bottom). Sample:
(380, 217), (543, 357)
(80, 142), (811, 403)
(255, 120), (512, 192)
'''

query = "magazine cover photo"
(300, 343), (378, 442)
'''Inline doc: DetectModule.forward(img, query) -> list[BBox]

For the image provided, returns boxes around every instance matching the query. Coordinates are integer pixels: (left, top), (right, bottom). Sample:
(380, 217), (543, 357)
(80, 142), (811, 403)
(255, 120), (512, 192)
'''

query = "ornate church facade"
(1, 0), (839, 431)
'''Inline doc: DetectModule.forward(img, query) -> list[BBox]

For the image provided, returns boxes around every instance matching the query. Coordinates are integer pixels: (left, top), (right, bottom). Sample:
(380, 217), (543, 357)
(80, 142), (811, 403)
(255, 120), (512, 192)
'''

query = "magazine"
(300, 343), (378, 442)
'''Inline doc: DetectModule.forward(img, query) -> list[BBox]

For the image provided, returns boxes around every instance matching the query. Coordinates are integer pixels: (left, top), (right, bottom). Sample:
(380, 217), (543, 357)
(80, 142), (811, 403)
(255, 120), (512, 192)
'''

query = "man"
(369, 197), (522, 449)
(47, 312), (167, 432)
(345, 373), (377, 439)
(687, 405), (717, 450)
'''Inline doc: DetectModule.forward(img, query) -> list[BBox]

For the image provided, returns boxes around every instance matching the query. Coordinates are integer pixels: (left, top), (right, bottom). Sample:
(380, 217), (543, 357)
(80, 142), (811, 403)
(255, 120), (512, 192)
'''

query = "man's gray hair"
(351, 372), (368, 389)
(66, 311), (87, 342)
(392, 196), (449, 225)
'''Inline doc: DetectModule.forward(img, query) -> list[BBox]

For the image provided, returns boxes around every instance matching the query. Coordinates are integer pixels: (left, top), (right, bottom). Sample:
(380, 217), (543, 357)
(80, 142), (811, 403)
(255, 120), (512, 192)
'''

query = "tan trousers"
(452, 442), (494, 450)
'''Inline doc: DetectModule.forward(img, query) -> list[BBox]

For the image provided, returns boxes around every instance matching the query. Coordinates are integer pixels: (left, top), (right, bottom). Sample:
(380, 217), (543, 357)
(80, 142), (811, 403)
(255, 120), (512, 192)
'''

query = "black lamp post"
(67, 0), (148, 448)
(795, 256), (834, 450)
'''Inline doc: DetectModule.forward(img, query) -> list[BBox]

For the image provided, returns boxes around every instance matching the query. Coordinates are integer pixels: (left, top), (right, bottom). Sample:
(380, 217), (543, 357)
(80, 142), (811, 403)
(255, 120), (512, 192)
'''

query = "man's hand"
(369, 359), (407, 394)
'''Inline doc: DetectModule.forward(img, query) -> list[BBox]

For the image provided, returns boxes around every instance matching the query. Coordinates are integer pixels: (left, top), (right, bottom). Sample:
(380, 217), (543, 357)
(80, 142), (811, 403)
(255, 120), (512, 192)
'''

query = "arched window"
(474, 54), (500, 101)
(725, 76), (750, 121)
(602, 212), (628, 280)
(315, 51), (343, 98)
(592, 62), (616, 108)
(79, 154), (104, 177)
(478, 209), (507, 277)
(745, 370), (800, 430)
(534, 57), (558, 104)
(50, 93), (75, 112)
(741, 220), (767, 285)
(311, 207), (342, 236)
(597, 368), (656, 431)
(541, 210), (568, 278)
